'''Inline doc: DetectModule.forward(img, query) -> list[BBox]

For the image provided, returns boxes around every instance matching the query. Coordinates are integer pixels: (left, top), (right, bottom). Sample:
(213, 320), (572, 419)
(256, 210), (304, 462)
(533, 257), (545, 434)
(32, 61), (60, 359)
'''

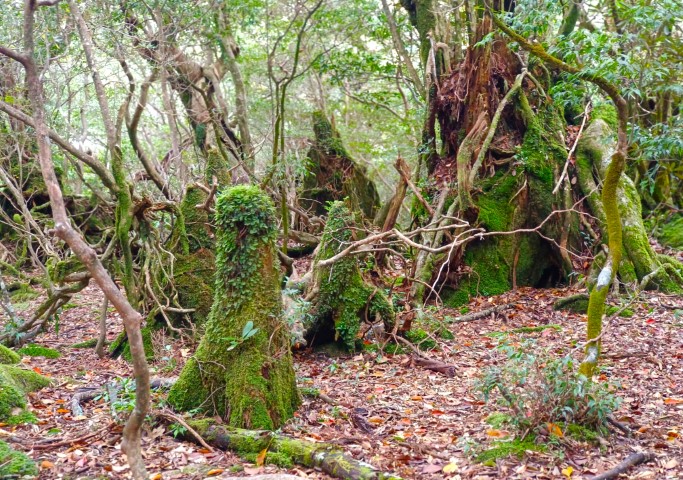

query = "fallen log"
(590, 452), (655, 480)
(182, 419), (402, 480)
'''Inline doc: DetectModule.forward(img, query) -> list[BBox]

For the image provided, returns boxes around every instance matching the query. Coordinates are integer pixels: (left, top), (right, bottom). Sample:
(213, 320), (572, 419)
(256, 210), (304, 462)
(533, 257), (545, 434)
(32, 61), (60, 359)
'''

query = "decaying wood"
(590, 452), (655, 480)
(71, 378), (176, 417)
(412, 355), (456, 377)
(183, 420), (403, 480)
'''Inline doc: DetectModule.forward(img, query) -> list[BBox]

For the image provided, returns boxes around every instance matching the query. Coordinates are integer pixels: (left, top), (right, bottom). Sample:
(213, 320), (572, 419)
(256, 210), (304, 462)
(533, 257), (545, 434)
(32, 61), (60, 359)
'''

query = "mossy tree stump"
(301, 112), (380, 220)
(299, 202), (394, 350)
(168, 185), (299, 429)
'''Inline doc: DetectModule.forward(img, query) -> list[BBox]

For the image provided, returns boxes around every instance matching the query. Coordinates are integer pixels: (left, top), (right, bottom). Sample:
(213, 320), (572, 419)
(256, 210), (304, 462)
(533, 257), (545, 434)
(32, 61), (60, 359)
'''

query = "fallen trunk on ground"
(182, 418), (402, 480)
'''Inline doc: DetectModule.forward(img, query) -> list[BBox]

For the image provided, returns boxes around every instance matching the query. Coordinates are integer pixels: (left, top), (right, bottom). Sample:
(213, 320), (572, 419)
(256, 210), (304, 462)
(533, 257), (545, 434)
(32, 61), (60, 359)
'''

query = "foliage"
(476, 342), (621, 435)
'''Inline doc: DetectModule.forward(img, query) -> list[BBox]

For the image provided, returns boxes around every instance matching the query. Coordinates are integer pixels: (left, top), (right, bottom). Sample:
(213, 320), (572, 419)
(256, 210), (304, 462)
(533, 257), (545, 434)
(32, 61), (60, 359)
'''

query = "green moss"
(111, 326), (154, 362)
(168, 186), (300, 429)
(302, 113), (379, 219)
(508, 324), (562, 334)
(605, 306), (634, 317)
(566, 423), (601, 444)
(17, 344), (61, 359)
(0, 364), (50, 420)
(591, 103), (618, 131)
(0, 345), (21, 364)
(476, 438), (544, 465)
(311, 202), (394, 350)
(47, 256), (84, 283)
(9, 284), (40, 302)
(0, 440), (38, 478)
(6, 410), (37, 426)
(404, 329), (436, 350)
(658, 215), (683, 249)
(70, 339), (98, 349)
(173, 249), (215, 326)
(172, 186), (214, 254)
(485, 412), (512, 428)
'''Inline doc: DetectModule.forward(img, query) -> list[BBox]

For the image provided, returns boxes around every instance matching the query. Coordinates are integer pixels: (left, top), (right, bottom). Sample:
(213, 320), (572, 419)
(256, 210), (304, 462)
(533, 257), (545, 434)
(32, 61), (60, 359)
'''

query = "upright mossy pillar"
(168, 186), (299, 429)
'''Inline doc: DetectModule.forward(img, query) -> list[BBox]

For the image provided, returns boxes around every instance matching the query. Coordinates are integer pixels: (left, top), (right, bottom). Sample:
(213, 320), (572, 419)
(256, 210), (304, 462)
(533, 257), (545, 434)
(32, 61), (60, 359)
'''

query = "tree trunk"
(168, 186), (299, 429)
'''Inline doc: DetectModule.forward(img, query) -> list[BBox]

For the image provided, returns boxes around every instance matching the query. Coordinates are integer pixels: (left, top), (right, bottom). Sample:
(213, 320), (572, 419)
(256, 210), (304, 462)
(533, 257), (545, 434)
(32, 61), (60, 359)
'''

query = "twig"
(553, 102), (591, 195)
(155, 410), (215, 452)
(32, 422), (115, 450)
(590, 452), (655, 480)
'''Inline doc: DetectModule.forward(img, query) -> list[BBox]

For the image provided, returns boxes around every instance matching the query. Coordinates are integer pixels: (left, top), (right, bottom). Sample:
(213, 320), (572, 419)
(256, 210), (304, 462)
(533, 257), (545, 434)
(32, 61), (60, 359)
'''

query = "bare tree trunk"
(0, 2), (150, 478)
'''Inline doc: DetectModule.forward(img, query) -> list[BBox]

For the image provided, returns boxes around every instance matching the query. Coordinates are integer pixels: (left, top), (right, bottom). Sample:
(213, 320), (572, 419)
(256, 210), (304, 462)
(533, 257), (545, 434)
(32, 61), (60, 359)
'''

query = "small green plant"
(476, 341), (620, 436)
(220, 320), (259, 351)
(169, 422), (187, 438)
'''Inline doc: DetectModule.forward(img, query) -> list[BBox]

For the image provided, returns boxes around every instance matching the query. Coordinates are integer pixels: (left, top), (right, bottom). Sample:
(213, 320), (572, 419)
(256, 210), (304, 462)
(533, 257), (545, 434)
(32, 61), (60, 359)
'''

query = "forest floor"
(2, 251), (683, 479)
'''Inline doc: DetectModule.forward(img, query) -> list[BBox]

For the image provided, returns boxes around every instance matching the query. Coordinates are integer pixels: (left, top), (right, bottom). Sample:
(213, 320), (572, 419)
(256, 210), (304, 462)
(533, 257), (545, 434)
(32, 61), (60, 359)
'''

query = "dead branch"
(446, 303), (514, 323)
(155, 410), (215, 452)
(590, 452), (655, 480)
(553, 102), (591, 195)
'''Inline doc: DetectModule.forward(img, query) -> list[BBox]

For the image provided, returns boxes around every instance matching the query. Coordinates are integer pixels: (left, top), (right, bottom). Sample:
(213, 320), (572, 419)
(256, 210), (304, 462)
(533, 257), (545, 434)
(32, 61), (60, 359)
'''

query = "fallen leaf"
(255, 448), (267, 466)
(40, 460), (54, 469)
(664, 459), (678, 469)
(421, 463), (443, 473)
(547, 422), (564, 437)
(562, 466), (573, 478)
(149, 474), (162, 480)
(442, 461), (458, 473)
(206, 468), (224, 476)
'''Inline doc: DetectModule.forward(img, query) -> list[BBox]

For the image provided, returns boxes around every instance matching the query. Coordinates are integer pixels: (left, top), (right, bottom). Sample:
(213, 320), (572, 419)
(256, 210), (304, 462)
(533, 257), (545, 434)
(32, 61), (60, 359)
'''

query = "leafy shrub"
(476, 341), (620, 435)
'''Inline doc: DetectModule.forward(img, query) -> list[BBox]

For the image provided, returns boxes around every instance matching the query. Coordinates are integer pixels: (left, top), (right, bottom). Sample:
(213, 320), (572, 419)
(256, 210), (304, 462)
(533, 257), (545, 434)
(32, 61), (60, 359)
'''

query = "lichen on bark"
(168, 185), (299, 429)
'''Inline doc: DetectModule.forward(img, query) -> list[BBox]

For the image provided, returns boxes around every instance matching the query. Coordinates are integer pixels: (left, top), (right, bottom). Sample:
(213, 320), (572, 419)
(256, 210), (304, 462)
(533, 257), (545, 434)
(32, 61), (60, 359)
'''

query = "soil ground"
(2, 252), (682, 479)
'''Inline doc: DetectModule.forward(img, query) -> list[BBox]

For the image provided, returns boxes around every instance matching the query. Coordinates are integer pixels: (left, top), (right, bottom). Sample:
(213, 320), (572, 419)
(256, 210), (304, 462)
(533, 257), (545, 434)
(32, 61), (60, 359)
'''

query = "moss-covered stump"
(577, 120), (683, 292)
(168, 185), (216, 327)
(303, 202), (394, 350)
(109, 325), (155, 361)
(441, 101), (579, 307)
(168, 186), (299, 429)
(184, 419), (401, 480)
(301, 112), (379, 220)
(0, 344), (21, 364)
(173, 249), (215, 326)
(0, 364), (50, 421)
(0, 440), (38, 478)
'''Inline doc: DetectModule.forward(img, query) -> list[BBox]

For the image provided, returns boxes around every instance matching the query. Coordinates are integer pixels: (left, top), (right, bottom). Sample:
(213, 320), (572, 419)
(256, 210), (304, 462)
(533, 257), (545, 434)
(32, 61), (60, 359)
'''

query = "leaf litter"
(1, 279), (682, 479)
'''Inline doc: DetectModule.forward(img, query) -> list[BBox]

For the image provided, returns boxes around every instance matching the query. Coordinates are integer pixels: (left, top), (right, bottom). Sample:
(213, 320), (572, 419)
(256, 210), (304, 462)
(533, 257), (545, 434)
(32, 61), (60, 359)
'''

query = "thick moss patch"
(17, 344), (61, 359)
(0, 345), (21, 364)
(0, 440), (38, 478)
(0, 364), (50, 421)
(70, 338), (98, 349)
(657, 215), (683, 249)
(476, 438), (544, 466)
